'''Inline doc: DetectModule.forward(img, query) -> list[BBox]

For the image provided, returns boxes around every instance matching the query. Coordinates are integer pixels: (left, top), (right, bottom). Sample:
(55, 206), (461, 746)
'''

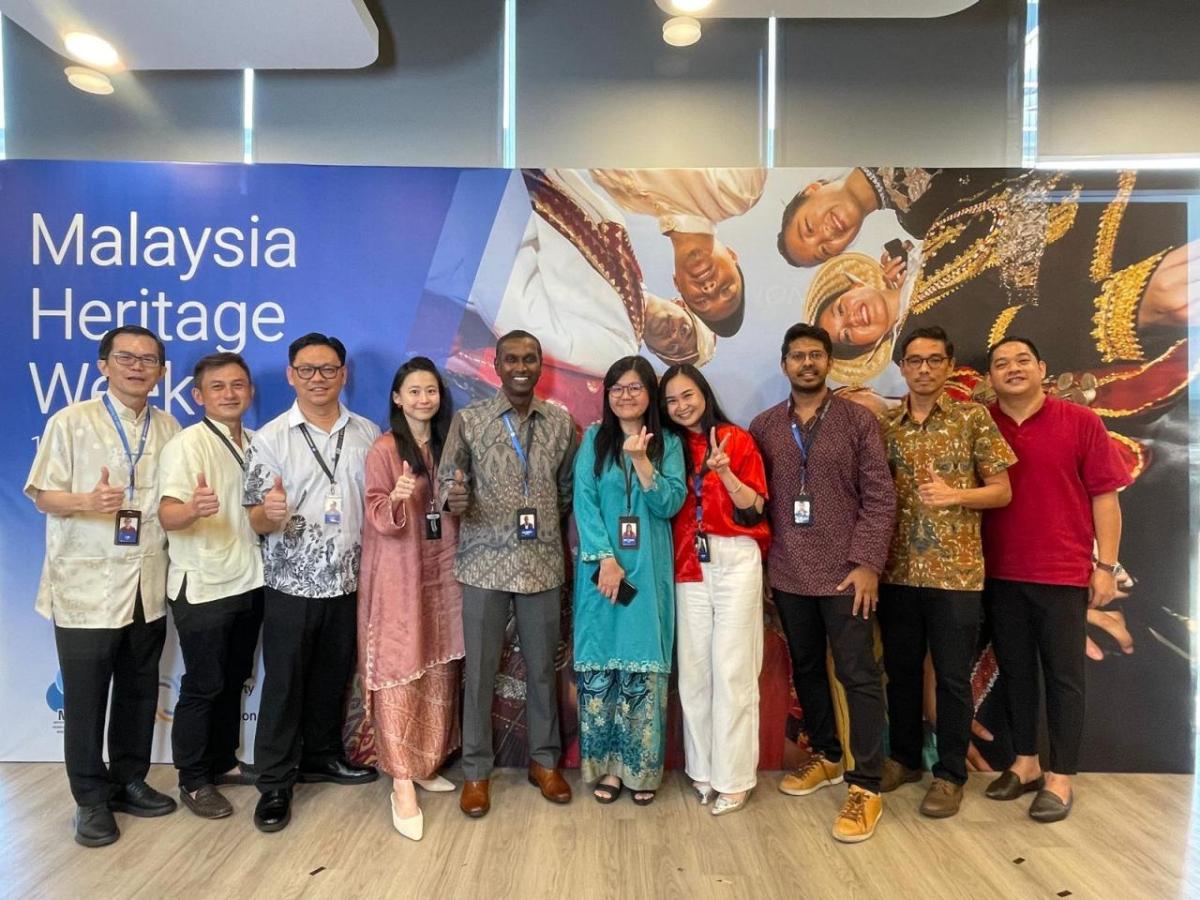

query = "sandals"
(593, 781), (622, 804)
(632, 790), (656, 806)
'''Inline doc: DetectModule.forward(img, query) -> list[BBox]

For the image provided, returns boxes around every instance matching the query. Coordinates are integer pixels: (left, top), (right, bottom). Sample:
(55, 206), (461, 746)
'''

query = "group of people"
(27, 316), (1127, 849)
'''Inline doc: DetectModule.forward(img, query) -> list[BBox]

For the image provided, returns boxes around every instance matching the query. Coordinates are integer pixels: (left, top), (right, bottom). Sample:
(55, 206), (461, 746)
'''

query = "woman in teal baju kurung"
(572, 356), (686, 803)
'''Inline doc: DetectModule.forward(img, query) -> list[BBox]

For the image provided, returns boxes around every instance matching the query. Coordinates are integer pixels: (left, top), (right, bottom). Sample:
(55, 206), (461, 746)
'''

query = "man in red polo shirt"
(982, 336), (1130, 823)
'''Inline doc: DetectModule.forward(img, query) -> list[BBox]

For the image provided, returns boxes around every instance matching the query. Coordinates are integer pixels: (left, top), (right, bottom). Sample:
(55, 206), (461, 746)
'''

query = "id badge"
(618, 515), (640, 550)
(793, 494), (813, 527)
(695, 531), (711, 563)
(114, 509), (142, 546)
(424, 511), (442, 540)
(324, 491), (343, 527)
(516, 507), (538, 541)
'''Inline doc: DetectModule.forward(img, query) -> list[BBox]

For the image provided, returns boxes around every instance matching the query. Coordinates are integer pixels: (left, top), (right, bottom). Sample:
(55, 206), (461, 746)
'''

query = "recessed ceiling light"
(671, 0), (713, 12)
(64, 66), (114, 96)
(663, 15), (702, 47)
(63, 31), (120, 69)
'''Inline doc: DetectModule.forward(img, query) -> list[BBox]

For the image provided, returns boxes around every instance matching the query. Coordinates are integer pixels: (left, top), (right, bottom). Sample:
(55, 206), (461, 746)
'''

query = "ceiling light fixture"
(663, 16), (702, 47)
(671, 0), (713, 12)
(64, 66), (114, 95)
(63, 31), (120, 69)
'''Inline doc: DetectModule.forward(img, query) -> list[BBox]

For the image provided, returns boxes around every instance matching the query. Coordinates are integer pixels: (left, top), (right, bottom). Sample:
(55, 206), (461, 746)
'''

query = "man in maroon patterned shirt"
(749, 323), (895, 843)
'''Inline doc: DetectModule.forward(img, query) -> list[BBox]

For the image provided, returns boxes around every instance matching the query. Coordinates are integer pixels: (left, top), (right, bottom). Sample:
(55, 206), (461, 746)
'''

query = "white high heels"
(391, 793), (424, 841)
(414, 775), (455, 793)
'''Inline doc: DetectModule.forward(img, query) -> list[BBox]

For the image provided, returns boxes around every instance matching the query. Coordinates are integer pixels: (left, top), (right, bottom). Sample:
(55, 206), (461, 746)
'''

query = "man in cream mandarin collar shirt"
(26, 325), (182, 847)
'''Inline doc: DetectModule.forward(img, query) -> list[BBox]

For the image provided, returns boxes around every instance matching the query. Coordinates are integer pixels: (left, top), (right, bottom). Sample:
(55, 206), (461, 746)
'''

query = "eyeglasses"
(901, 355), (949, 370)
(106, 351), (162, 368)
(608, 383), (647, 397)
(292, 364), (344, 381)
(786, 350), (828, 363)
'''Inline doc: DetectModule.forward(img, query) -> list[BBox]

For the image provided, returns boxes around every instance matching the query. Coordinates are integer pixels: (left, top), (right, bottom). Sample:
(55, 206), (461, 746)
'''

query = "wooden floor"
(0, 764), (1196, 900)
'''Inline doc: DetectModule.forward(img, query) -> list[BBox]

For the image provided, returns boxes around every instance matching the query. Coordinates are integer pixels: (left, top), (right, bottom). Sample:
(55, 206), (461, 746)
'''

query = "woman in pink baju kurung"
(348, 358), (462, 841)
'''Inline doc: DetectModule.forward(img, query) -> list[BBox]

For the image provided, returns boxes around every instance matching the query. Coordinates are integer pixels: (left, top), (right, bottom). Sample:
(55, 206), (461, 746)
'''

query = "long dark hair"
(659, 364), (733, 474)
(593, 356), (664, 478)
(388, 357), (453, 477)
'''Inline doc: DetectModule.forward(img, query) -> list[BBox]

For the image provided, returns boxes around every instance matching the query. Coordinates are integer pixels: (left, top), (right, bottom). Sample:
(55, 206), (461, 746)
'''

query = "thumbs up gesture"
(446, 468), (470, 515)
(706, 427), (732, 475)
(89, 465), (125, 514)
(391, 459), (418, 504)
(918, 463), (961, 509)
(190, 472), (221, 518)
(264, 474), (289, 523)
(622, 426), (654, 462)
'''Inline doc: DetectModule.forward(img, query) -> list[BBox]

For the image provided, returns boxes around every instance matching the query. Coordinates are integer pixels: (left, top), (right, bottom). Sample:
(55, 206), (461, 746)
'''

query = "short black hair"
(781, 322), (833, 360)
(776, 182), (827, 268)
(987, 335), (1041, 365)
(99, 326), (166, 363)
(496, 329), (543, 360)
(193, 352), (252, 387)
(288, 332), (347, 364)
(899, 325), (954, 359)
(701, 262), (747, 338)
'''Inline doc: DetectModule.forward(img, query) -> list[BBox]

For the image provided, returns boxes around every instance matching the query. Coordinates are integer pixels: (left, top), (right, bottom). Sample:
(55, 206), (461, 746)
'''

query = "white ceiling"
(0, 0), (379, 70)
(654, 0), (979, 17)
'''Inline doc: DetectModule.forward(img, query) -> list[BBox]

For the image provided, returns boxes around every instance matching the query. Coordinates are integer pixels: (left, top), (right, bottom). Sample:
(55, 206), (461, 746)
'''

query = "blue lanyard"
(789, 395), (831, 488)
(102, 394), (151, 502)
(502, 412), (533, 499)
(692, 469), (705, 527)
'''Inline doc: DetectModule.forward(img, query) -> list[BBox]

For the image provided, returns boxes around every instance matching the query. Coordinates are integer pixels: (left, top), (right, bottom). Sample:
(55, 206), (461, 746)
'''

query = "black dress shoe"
(109, 780), (178, 817)
(75, 803), (120, 847)
(985, 770), (1045, 801)
(1029, 788), (1073, 823)
(180, 784), (234, 819)
(254, 790), (292, 833)
(298, 758), (379, 785)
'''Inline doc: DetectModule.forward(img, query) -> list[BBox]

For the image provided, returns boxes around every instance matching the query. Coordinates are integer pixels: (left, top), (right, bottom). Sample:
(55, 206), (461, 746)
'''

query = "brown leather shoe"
(880, 758), (923, 793)
(919, 778), (964, 818)
(459, 780), (490, 818)
(528, 762), (572, 804)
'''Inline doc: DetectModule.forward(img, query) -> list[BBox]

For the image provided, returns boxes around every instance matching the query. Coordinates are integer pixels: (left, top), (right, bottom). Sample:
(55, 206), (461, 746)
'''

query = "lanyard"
(102, 395), (151, 501)
(202, 418), (246, 471)
(502, 412), (534, 499)
(299, 423), (346, 486)
(789, 395), (831, 489)
(692, 467), (706, 528)
(622, 460), (636, 513)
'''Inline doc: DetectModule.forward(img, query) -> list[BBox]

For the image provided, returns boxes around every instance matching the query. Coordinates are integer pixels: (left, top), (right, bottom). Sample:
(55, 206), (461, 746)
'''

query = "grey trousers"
(460, 584), (563, 780)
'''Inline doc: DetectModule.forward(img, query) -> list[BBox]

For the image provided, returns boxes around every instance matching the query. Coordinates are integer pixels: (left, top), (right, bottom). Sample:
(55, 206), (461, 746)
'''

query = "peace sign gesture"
(706, 427), (731, 475)
(622, 426), (654, 462)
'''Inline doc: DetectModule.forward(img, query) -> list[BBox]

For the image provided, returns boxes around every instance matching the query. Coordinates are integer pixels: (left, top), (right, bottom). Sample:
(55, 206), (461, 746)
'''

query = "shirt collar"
(203, 416), (252, 443)
(288, 400), (350, 433)
(490, 389), (546, 421)
(105, 390), (149, 424)
(897, 390), (953, 424)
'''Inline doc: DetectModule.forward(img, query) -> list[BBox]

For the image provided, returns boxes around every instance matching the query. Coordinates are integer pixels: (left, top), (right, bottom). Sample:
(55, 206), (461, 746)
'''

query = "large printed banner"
(0, 161), (1195, 773)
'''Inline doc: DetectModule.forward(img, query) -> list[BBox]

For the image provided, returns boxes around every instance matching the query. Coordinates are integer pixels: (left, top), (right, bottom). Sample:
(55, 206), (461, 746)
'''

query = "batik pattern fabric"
(576, 669), (668, 791)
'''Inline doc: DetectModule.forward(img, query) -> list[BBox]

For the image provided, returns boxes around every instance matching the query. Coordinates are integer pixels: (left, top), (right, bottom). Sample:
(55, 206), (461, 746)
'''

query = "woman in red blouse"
(659, 364), (770, 817)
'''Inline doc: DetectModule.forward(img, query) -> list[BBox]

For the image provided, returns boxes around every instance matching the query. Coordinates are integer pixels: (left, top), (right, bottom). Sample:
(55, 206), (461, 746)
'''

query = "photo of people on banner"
(426, 165), (1197, 777)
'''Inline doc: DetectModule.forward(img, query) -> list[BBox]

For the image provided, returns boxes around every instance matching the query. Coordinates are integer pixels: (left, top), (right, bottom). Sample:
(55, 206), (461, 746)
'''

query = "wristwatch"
(1095, 561), (1125, 577)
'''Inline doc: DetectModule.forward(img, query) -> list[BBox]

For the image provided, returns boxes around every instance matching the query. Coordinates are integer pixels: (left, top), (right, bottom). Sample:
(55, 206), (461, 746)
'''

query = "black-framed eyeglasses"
(607, 383), (647, 397)
(291, 364), (344, 380)
(106, 351), (162, 368)
(901, 355), (948, 370)
(786, 350), (828, 363)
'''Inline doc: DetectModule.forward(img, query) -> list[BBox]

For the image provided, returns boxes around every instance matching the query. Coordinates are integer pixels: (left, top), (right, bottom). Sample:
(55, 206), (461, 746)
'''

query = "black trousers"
(775, 591), (885, 792)
(878, 584), (981, 785)
(253, 587), (357, 793)
(54, 591), (167, 807)
(170, 582), (264, 791)
(984, 579), (1087, 775)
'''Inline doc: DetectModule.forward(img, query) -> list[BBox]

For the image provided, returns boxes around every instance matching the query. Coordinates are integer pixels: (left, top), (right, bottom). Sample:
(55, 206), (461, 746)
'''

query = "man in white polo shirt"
(26, 325), (182, 847)
(242, 333), (381, 832)
(158, 351), (265, 820)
